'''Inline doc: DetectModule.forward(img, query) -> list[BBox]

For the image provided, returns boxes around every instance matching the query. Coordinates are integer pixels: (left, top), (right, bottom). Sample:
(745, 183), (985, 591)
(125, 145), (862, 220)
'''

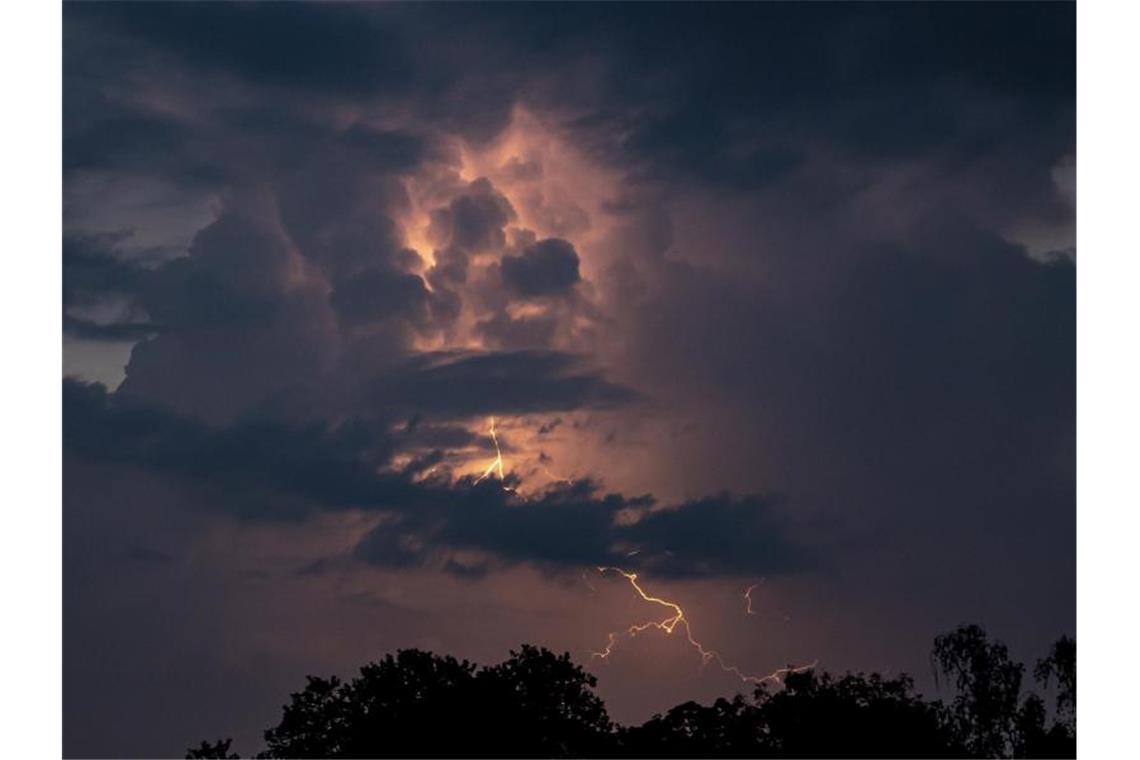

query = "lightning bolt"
(464, 416), (816, 686)
(470, 416), (536, 504)
(594, 632), (618, 659)
(743, 580), (765, 615)
(538, 462), (575, 485)
(591, 567), (817, 686)
(472, 418), (575, 499)
(474, 416), (506, 483)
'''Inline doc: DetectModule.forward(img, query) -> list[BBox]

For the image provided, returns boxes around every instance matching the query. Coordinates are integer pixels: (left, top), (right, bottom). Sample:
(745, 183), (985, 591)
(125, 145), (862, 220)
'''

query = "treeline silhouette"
(188, 624), (1074, 759)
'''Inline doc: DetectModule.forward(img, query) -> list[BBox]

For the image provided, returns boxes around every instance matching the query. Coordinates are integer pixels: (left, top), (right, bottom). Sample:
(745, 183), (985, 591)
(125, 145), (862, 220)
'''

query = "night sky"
(62, 3), (1075, 757)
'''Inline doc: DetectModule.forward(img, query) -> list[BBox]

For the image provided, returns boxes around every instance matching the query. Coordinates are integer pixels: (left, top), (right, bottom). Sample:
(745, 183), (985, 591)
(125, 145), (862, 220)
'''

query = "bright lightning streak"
(743, 580), (765, 615)
(466, 417), (815, 685)
(471, 416), (532, 502)
(595, 632), (618, 659)
(472, 419), (570, 498)
(474, 416), (506, 483)
(591, 567), (817, 686)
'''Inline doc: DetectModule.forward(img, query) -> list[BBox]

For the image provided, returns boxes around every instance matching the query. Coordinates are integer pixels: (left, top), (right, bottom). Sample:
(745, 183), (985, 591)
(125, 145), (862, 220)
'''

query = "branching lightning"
(473, 417), (571, 500)
(472, 416), (529, 500)
(591, 567), (817, 685)
(467, 416), (817, 688)
(474, 416), (506, 483)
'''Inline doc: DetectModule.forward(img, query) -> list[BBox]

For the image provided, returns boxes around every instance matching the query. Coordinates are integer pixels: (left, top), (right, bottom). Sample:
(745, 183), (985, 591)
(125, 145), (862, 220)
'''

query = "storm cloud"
(62, 3), (1074, 756)
(501, 238), (581, 297)
(64, 378), (803, 577)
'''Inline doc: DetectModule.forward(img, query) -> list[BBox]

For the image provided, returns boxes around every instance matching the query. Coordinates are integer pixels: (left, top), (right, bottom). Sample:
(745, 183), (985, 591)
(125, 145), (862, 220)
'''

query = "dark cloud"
(389, 484), (808, 579)
(61, 3), (1074, 755)
(63, 233), (159, 341)
(63, 233), (140, 301)
(401, 420), (487, 452)
(330, 268), (431, 328)
(63, 103), (196, 177)
(63, 203), (299, 341)
(475, 311), (559, 351)
(628, 224), (1074, 455)
(63, 314), (158, 342)
(143, 210), (293, 328)
(370, 350), (638, 418)
(65, 2), (1074, 194)
(64, 379), (805, 578)
(619, 220), (1074, 650)
(103, 201), (338, 425)
(501, 238), (581, 298)
(66, 2), (412, 96)
(552, 3), (1073, 190)
(275, 151), (424, 282)
(63, 379), (397, 520)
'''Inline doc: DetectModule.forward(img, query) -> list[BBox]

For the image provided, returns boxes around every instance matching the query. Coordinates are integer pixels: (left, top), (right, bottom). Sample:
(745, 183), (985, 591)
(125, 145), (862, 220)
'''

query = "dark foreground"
(189, 624), (1074, 759)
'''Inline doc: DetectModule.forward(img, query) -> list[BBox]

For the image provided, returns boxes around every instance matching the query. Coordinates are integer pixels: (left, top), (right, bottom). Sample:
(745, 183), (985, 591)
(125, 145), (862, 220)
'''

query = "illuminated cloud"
(62, 2), (1074, 755)
(64, 379), (803, 577)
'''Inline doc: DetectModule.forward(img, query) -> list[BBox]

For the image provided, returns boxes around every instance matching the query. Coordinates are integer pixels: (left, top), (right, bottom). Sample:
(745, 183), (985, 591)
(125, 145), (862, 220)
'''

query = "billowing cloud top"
(62, 3), (1074, 757)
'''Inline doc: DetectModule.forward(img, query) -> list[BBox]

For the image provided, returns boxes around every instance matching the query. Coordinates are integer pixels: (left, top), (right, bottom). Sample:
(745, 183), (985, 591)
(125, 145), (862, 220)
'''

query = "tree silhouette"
(619, 695), (762, 757)
(750, 670), (962, 758)
(254, 647), (611, 759)
(260, 674), (351, 758)
(932, 624), (1026, 757)
(1015, 634), (1076, 758)
(1034, 635), (1075, 733)
(261, 650), (481, 758)
(476, 645), (613, 757)
(190, 626), (1075, 759)
(932, 625), (1075, 759)
(186, 738), (239, 759)
(1012, 692), (1074, 759)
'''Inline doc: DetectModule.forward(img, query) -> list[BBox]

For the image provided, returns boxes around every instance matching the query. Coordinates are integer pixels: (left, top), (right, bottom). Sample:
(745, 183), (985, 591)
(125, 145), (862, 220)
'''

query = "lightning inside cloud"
(471, 418), (816, 687)
(474, 416), (506, 483)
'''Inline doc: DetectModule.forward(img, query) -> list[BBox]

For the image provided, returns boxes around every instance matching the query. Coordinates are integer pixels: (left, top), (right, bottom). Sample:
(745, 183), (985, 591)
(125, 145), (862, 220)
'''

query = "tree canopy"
(189, 625), (1075, 759)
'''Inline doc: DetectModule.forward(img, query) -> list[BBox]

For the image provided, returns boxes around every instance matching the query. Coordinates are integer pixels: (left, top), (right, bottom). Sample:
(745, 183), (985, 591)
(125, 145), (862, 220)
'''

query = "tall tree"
(932, 624), (1025, 757)
(477, 645), (614, 757)
(1034, 636), (1075, 733)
